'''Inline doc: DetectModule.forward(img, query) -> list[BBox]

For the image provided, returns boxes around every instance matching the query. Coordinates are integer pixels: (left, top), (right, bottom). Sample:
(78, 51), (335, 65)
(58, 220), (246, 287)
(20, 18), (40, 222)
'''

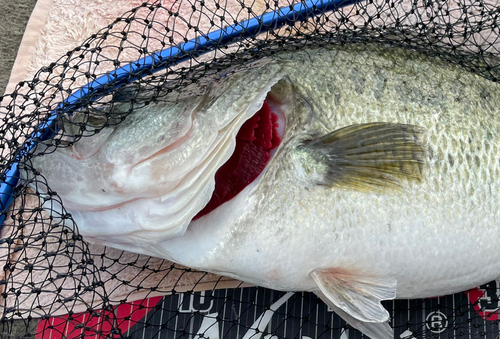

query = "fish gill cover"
(0, 0), (499, 338)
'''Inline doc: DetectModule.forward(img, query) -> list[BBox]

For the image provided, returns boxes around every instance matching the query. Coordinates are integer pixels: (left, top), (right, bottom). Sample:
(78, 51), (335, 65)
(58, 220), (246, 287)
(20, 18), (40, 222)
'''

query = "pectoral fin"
(295, 122), (426, 191)
(310, 268), (397, 324)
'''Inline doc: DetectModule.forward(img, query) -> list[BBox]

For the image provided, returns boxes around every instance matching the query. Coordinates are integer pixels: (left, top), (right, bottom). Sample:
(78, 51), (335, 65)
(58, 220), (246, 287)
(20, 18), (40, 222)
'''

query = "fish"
(20, 44), (500, 339)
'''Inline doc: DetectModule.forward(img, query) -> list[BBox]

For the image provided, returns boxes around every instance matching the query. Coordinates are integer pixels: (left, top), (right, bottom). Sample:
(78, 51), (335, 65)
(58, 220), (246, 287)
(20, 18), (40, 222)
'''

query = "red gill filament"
(193, 101), (282, 220)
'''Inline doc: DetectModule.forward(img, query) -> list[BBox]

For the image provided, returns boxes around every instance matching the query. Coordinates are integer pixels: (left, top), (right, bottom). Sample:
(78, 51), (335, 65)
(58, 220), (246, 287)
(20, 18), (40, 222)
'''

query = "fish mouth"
(193, 94), (286, 219)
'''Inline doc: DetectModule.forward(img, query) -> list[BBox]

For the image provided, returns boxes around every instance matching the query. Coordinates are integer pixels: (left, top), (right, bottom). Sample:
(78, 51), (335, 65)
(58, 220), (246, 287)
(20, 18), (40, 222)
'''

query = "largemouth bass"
(21, 44), (500, 338)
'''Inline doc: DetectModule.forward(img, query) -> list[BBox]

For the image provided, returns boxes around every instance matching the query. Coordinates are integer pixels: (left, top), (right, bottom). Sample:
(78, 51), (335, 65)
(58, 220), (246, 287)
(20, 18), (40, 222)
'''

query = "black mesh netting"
(0, 0), (499, 338)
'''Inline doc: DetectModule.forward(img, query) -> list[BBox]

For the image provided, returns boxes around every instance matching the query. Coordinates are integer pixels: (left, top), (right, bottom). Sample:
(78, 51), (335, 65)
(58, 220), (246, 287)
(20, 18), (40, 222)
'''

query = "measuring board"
(36, 281), (500, 339)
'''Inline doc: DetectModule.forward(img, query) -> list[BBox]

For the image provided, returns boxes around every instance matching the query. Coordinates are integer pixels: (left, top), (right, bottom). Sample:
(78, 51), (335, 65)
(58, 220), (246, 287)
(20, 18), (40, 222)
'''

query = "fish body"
(22, 44), (500, 338)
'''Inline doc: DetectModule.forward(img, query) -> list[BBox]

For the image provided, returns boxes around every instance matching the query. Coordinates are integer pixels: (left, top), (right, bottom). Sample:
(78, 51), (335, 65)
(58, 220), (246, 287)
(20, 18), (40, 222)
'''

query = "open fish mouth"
(194, 94), (286, 219)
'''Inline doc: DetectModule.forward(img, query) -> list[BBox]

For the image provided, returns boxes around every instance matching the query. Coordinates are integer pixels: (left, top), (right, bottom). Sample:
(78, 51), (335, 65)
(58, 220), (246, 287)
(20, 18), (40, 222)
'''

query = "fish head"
(19, 58), (295, 248)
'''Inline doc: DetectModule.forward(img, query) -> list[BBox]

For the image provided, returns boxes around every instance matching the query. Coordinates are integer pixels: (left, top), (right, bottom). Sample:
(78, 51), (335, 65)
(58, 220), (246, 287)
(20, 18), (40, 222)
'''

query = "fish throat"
(194, 101), (282, 219)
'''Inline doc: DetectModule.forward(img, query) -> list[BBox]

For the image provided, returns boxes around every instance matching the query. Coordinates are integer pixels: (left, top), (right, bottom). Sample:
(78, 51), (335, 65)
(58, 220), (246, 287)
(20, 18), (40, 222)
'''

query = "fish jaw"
(22, 60), (290, 245)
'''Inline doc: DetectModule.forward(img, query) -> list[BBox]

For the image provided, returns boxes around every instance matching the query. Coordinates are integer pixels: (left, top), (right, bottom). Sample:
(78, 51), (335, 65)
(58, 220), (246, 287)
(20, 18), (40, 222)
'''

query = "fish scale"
(23, 44), (500, 338)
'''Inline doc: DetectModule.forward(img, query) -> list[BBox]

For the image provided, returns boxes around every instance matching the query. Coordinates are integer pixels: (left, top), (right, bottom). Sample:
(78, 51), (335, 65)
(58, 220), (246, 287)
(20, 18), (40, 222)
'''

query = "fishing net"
(0, 0), (499, 338)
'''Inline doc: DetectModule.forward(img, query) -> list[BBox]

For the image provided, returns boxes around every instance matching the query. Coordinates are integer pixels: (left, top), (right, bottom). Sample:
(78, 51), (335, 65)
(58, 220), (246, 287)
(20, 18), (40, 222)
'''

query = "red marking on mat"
(36, 296), (162, 338)
(115, 297), (162, 336)
(194, 100), (282, 219)
(466, 286), (499, 321)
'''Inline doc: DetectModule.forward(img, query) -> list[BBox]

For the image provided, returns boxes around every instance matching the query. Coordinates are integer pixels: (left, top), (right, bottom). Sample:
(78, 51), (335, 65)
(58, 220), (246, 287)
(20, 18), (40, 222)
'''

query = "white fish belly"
(172, 175), (500, 299)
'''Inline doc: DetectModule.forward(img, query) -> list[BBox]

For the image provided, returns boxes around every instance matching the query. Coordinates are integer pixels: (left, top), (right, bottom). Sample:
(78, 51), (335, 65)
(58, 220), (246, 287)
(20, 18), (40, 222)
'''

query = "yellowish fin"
(294, 122), (427, 191)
